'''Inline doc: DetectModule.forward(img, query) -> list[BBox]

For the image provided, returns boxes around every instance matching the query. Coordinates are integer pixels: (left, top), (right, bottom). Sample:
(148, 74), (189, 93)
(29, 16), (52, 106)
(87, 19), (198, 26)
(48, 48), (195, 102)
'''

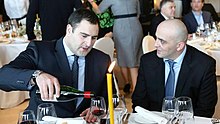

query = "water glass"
(162, 96), (176, 120)
(112, 94), (127, 124)
(37, 103), (57, 124)
(18, 110), (37, 124)
(175, 96), (194, 124)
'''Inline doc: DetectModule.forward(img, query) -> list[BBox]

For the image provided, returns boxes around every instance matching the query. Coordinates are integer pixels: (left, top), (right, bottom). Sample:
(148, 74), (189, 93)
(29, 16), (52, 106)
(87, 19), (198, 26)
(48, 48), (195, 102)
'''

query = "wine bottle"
(36, 85), (95, 102)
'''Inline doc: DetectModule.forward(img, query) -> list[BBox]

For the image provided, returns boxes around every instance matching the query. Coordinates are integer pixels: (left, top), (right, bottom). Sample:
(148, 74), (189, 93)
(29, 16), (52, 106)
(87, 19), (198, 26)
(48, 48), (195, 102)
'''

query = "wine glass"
(162, 96), (176, 120)
(112, 94), (127, 124)
(175, 96), (194, 124)
(90, 96), (107, 124)
(18, 110), (37, 124)
(37, 103), (57, 124)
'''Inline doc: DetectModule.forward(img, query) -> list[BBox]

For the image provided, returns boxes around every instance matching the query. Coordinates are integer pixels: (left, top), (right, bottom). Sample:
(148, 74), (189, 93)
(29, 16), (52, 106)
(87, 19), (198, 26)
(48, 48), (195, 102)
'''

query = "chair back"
(142, 35), (156, 54)
(93, 37), (119, 95)
(93, 37), (114, 61)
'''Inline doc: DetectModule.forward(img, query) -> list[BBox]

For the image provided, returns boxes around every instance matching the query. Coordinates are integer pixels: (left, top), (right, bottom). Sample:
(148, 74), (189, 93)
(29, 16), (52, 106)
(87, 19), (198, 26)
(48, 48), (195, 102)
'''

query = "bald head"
(155, 19), (188, 60)
(156, 19), (188, 43)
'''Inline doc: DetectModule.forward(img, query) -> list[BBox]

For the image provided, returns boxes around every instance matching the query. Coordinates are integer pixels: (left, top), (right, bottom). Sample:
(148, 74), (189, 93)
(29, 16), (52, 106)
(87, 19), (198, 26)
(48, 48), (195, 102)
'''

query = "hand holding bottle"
(36, 85), (95, 102)
(35, 72), (60, 101)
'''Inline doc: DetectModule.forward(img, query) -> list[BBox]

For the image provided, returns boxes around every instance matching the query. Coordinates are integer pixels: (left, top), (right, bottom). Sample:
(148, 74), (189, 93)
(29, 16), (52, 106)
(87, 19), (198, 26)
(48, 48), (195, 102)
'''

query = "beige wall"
(205, 0), (220, 13)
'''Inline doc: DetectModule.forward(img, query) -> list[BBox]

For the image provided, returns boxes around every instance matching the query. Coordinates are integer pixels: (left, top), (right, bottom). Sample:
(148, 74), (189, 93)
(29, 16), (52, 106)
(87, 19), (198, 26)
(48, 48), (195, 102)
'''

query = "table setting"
(187, 22), (220, 75)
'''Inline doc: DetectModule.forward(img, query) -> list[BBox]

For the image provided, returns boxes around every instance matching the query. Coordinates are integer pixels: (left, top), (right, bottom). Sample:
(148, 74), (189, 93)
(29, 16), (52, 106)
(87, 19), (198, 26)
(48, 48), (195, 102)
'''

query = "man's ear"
(66, 24), (73, 36)
(177, 42), (185, 51)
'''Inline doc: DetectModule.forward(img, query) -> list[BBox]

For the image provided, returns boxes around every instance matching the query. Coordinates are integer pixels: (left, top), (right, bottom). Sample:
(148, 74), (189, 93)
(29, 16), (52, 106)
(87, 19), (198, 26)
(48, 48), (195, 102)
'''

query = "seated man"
(183, 0), (213, 34)
(0, 9), (111, 123)
(132, 19), (217, 118)
(150, 0), (176, 39)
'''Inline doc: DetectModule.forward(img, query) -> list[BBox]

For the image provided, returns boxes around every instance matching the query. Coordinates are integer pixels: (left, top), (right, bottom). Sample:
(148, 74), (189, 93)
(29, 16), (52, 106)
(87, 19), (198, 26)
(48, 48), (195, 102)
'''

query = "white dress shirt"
(63, 40), (85, 107)
(164, 46), (187, 95)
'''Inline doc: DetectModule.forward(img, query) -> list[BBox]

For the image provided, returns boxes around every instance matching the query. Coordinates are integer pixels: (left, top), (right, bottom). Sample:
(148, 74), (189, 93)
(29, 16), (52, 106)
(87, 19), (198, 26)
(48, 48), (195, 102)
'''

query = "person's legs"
(129, 67), (138, 92)
(121, 67), (130, 93)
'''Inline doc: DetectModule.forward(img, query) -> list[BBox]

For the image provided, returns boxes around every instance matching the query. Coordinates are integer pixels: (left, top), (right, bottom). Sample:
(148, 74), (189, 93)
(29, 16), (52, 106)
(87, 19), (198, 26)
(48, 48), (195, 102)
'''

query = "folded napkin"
(135, 106), (168, 124)
(42, 116), (86, 124)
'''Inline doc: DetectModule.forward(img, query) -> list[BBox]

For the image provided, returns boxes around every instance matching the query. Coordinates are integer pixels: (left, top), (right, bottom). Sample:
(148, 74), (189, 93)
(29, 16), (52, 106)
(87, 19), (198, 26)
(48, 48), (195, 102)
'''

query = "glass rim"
(176, 96), (192, 102)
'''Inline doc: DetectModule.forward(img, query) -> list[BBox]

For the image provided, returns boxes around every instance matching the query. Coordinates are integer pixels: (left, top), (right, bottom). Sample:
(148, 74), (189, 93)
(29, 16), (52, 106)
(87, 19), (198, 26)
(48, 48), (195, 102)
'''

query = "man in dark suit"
(150, 0), (176, 39)
(132, 19), (217, 118)
(26, 0), (82, 41)
(183, 0), (213, 34)
(0, 9), (110, 123)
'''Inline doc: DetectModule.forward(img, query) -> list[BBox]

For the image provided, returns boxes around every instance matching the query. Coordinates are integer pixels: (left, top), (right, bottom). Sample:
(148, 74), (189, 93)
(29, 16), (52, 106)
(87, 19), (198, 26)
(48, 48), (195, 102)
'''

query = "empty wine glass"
(90, 96), (107, 124)
(37, 103), (57, 124)
(175, 96), (194, 124)
(112, 94), (127, 124)
(18, 110), (37, 124)
(162, 96), (176, 120)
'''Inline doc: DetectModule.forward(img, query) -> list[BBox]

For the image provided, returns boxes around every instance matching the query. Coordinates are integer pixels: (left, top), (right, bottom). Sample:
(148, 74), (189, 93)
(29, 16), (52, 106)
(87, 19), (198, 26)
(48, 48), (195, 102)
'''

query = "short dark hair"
(160, 0), (174, 9)
(68, 8), (99, 31)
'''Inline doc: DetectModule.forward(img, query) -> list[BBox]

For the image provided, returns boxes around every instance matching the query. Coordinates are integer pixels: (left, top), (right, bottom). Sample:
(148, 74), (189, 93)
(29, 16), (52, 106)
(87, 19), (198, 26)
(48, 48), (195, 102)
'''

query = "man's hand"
(36, 72), (60, 100)
(80, 108), (97, 123)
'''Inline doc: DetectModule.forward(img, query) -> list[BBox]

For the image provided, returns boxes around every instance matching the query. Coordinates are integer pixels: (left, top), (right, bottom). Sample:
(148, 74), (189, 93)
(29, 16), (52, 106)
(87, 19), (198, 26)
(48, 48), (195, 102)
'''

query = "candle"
(107, 61), (116, 124)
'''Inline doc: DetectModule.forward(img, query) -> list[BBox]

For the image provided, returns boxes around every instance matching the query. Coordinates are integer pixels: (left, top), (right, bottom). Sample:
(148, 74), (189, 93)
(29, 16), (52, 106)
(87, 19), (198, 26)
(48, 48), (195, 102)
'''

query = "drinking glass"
(162, 96), (176, 120)
(175, 96), (194, 124)
(18, 110), (37, 124)
(112, 94), (127, 124)
(196, 26), (201, 37)
(90, 96), (107, 124)
(37, 103), (57, 124)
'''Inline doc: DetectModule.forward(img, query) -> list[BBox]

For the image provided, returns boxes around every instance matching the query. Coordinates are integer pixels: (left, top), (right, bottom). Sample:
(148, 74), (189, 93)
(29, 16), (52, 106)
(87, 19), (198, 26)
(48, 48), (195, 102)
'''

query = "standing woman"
(88, 0), (143, 92)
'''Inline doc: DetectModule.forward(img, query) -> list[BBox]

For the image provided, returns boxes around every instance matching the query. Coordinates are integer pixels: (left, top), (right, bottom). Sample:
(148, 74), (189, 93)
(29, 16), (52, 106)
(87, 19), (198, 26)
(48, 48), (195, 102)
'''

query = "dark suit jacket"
(150, 13), (165, 39)
(132, 45), (217, 118)
(183, 11), (213, 34)
(26, 0), (82, 40)
(0, 0), (9, 22)
(0, 38), (111, 118)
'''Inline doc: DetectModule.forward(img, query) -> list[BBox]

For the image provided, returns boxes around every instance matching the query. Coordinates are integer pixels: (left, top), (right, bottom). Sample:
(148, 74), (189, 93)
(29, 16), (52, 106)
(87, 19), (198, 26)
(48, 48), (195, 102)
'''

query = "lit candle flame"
(108, 61), (116, 73)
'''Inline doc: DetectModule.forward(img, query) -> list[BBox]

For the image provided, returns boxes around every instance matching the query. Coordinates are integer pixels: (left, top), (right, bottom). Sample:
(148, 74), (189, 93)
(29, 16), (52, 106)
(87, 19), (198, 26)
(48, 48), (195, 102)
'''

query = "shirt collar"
(63, 39), (74, 57)
(192, 10), (203, 16)
(161, 12), (173, 20)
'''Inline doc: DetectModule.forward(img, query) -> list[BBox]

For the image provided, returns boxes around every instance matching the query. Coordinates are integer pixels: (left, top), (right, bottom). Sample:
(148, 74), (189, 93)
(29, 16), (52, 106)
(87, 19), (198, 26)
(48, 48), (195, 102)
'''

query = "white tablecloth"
(0, 41), (29, 108)
(187, 38), (220, 75)
(127, 113), (212, 124)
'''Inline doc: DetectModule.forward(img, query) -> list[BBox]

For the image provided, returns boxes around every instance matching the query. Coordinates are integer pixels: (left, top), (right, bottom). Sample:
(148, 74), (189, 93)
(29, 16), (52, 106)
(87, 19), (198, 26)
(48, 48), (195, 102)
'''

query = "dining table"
(187, 36), (220, 76)
(0, 37), (29, 108)
(41, 112), (215, 124)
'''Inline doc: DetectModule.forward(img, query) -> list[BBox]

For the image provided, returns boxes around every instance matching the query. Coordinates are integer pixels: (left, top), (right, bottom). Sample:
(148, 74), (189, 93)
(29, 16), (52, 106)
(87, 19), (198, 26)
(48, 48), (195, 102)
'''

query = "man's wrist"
(32, 70), (43, 85)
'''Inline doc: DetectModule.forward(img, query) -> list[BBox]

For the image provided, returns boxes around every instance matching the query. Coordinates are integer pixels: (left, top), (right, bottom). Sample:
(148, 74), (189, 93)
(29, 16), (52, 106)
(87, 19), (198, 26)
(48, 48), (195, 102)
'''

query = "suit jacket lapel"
(54, 38), (72, 85)
(175, 46), (192, 96)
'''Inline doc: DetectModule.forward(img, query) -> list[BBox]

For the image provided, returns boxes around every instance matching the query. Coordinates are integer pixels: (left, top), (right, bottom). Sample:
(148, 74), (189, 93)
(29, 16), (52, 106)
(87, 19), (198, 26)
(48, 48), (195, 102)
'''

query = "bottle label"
(84, 91), (91, 98)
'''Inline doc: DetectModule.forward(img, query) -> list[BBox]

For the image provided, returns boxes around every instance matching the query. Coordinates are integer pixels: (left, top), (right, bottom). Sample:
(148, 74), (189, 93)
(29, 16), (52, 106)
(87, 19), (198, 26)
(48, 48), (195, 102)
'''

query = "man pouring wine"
(0, 8), (114, 123)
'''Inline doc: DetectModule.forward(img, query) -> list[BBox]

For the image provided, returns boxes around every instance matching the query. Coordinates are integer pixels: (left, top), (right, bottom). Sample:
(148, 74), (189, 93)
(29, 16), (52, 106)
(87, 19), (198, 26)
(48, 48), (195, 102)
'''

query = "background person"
(150, 0), (176, 39)
(88, 0), (143, 93)
(183, 0), (213, 34)
(26, 0), (83, 41)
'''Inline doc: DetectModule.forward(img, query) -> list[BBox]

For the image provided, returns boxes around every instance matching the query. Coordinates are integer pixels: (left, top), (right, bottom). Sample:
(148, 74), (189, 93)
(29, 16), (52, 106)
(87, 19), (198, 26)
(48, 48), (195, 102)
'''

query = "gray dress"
(99, 0), (143, 67)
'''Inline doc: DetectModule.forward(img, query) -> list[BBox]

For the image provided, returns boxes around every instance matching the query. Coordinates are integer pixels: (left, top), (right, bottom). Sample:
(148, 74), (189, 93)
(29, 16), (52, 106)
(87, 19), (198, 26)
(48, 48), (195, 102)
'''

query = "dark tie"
(72, 55), (79, 88)
(165, 60), (176, 97)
